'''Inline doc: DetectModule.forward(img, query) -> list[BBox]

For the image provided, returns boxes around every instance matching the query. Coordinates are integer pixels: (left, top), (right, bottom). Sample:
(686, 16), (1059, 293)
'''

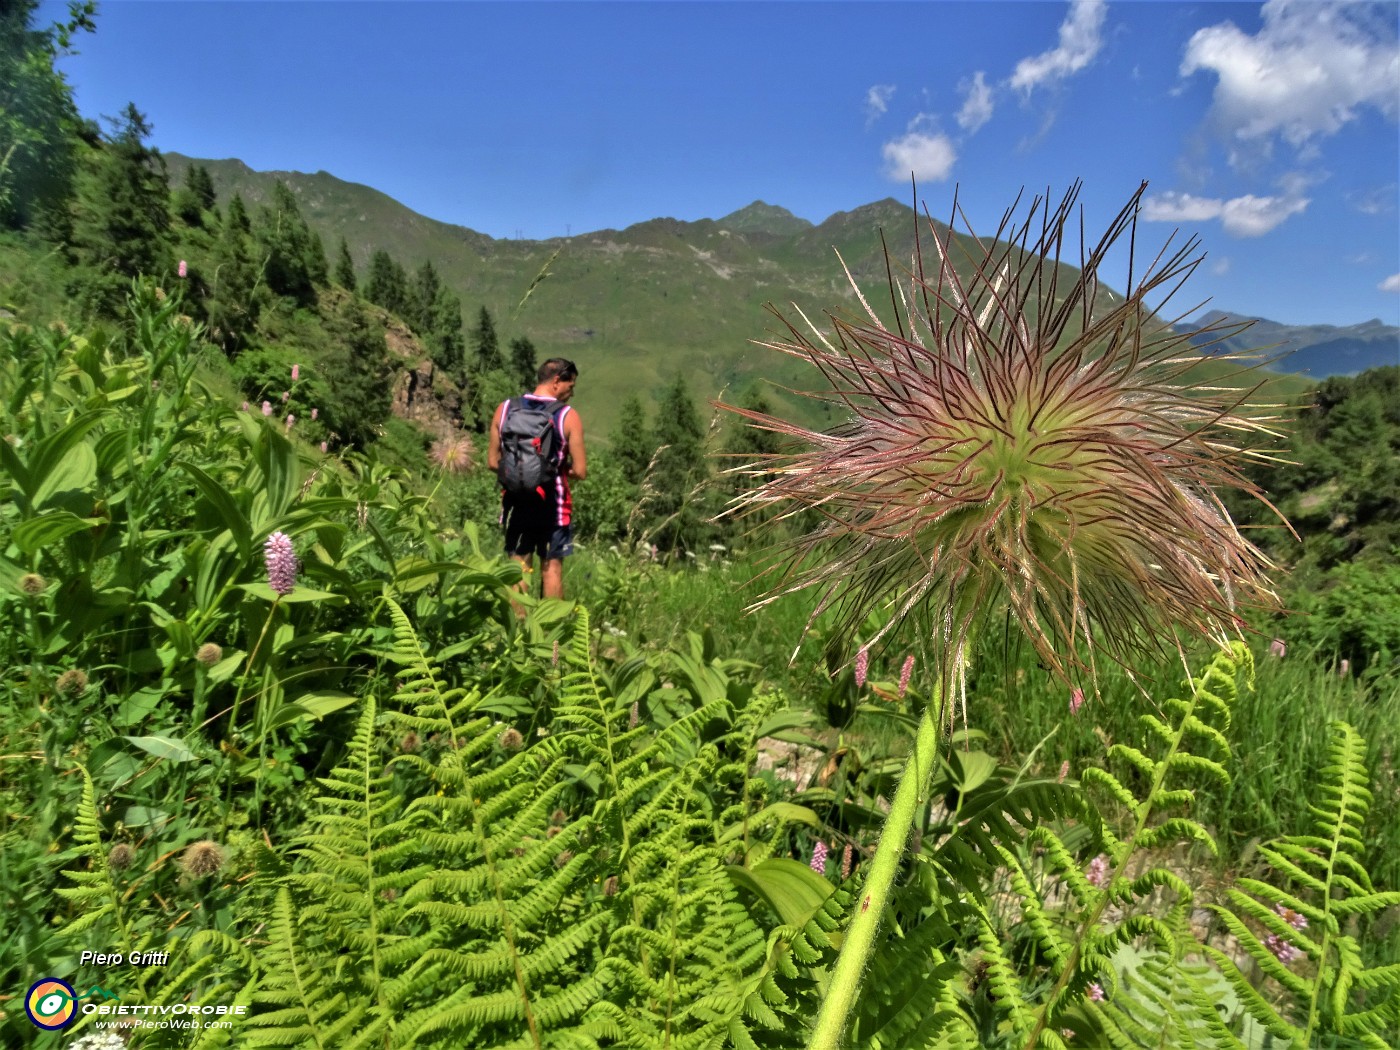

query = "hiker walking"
(487, 358), (586, 600)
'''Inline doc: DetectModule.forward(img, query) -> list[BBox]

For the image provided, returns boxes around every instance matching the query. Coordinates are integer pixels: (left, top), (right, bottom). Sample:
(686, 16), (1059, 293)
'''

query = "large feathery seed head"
(722, 182), (1287, 690)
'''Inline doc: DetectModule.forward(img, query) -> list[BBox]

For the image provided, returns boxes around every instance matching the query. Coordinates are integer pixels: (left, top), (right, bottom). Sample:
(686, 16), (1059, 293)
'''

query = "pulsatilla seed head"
(180, 840), (227, 878)
(722, 182), (1288, 691)
(55, 669), (89, 697)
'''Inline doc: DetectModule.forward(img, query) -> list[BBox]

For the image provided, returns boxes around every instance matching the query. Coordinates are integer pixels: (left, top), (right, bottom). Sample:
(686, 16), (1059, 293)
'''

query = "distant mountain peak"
(717, 201), (812, 236)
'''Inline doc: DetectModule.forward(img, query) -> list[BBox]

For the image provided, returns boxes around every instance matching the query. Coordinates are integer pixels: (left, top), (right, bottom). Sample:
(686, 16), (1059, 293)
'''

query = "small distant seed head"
(400, 731), (420, 753)
(181, 840), (227, 878)
(554, 850), (573, 868)
(108, 844), (135, 871)
(195, 642), (223, 666)
(55, 669), (89, 697)
(498, 727), (524, 751)
(602, 875), (620, 897)
(20, 572), (46, 596)
(550, 808), (567, 826)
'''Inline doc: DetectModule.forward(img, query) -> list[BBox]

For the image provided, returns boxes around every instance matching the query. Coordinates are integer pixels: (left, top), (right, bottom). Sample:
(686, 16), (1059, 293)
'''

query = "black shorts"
(502, 499), (574, 561)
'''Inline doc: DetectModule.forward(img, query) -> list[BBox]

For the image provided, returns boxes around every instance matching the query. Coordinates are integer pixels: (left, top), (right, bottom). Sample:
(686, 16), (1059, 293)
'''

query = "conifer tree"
(648, 377), (710, 549)
(225, 192), (251, 236)
(172, 163), (217, 226)
(471, 306), (502, 372)
(610, 393), (652, 486)
(429, 285), (465, 380)
(208, 196), (260, 353)
(365, 249), (408, 317)
(322, 297), (393, 448)
(254, 181), (320, 305)
(188, 164), (216, 212)
(411, 259), (440, 334)
(334, 237), (356, 291)
(509, 335), (538, 391)
(67, 103), (172, 316)
(0, 0), (94, 230)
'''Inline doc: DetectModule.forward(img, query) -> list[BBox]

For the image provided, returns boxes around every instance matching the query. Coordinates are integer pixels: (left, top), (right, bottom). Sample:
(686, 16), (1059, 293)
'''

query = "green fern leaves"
(1206, 721), (1400, 1048)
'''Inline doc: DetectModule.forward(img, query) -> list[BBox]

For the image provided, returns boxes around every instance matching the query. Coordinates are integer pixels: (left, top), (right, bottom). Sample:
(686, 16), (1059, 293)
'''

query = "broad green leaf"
(33, 441), (96, 508)
(725, 858), (835, 928)
(179, 460), (251, 560)
(719, 802), (824, 843)
(944, 750), (999, 795)
(123, 734), (198, 763)
(206, 650), (246, 685)
(755, 708), (819, 738)
(239, 581), (345, 604)
(115, 688), (165, 727)
(261, 691), (356, 732)
(122, 806), (173, 830)
(11, 511), (102, 553)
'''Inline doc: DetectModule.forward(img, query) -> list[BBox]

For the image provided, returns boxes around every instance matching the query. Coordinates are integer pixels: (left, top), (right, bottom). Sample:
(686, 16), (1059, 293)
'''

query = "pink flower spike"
(854, 646), (869, 689)
(1058, 760), (1070, 783)
(261, 401), (273, 417)
(1269, 638), (1286, 658)
(1275, 903), (1308, 931)
(291, 364), (300, 382)
(285, 414), (295, 428)
(1086, 854), (1109, 888)
(810, 840), (829, 875)
(264, 531), (297, 596)
(241, 401), (249, 412)
(1339, 658), (1349, 677)
(898, 654), (915, 697)
(320, 441), (328, 453)
(1087, 983), (1105, 1002)
(177, 259), (187, 278)
(1069, 687), (1085, 716)
(310, 407), (318, 420)
(281, 390), (289, 402)
(1265, 933), (1302, 964)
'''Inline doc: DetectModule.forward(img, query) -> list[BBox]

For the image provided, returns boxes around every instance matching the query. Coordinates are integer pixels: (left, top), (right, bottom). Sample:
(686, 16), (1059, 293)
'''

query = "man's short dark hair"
(538, 358), (578, 383)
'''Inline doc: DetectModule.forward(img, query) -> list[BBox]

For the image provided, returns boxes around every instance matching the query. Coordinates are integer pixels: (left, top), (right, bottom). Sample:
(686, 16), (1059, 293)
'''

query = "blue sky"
(44, 0), (1400, 327)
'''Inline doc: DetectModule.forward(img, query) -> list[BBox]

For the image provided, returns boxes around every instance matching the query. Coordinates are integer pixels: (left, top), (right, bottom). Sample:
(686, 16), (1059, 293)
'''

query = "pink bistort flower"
(810, 840), (829, 875)
(854, 646), (869, 689)
(1069, 687), (1085, 716)
(264, 532), (297, 596)
(1269, 638), (1286, 658)
(898, 654), (915, 697)
(291, 363), (300, 382)
(177, 259), (187, 278)
(261, 401), (273, 417)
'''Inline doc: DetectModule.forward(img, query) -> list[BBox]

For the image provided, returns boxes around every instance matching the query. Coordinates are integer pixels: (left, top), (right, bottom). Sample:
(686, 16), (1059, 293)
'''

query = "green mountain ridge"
(164, 153), (1318, 439)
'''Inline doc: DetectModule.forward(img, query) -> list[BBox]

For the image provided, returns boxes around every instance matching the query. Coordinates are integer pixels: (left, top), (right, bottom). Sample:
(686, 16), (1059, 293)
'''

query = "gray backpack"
(497, 397), (563, 498)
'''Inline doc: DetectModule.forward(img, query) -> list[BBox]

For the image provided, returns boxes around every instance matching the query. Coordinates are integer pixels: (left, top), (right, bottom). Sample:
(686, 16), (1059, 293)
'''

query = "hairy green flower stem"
(809, 684), (947, 1050)
(223, 596), (281, 831)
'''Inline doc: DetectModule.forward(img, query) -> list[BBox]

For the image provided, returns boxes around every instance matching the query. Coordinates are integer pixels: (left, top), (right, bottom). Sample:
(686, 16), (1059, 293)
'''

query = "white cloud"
(1181, 0), (1400, 151)
(865, 84), (896, 125)
(1219, 193), (1309, 236)
(1210, 256), (1232, 276)
(1140, 191), (1226, 224)
(1381, 273), (1400, 293)
(1009, 0), (1108, 94)
(882, 127), (957, 182)
(957, 71), (994, 133)
(1346, 183), (1397, 216)
(1141, 189), (1310, 236)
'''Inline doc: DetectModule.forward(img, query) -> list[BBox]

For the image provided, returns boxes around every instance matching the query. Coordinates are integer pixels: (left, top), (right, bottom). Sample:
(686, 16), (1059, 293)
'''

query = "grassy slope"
(165, 156), (1314, 442)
